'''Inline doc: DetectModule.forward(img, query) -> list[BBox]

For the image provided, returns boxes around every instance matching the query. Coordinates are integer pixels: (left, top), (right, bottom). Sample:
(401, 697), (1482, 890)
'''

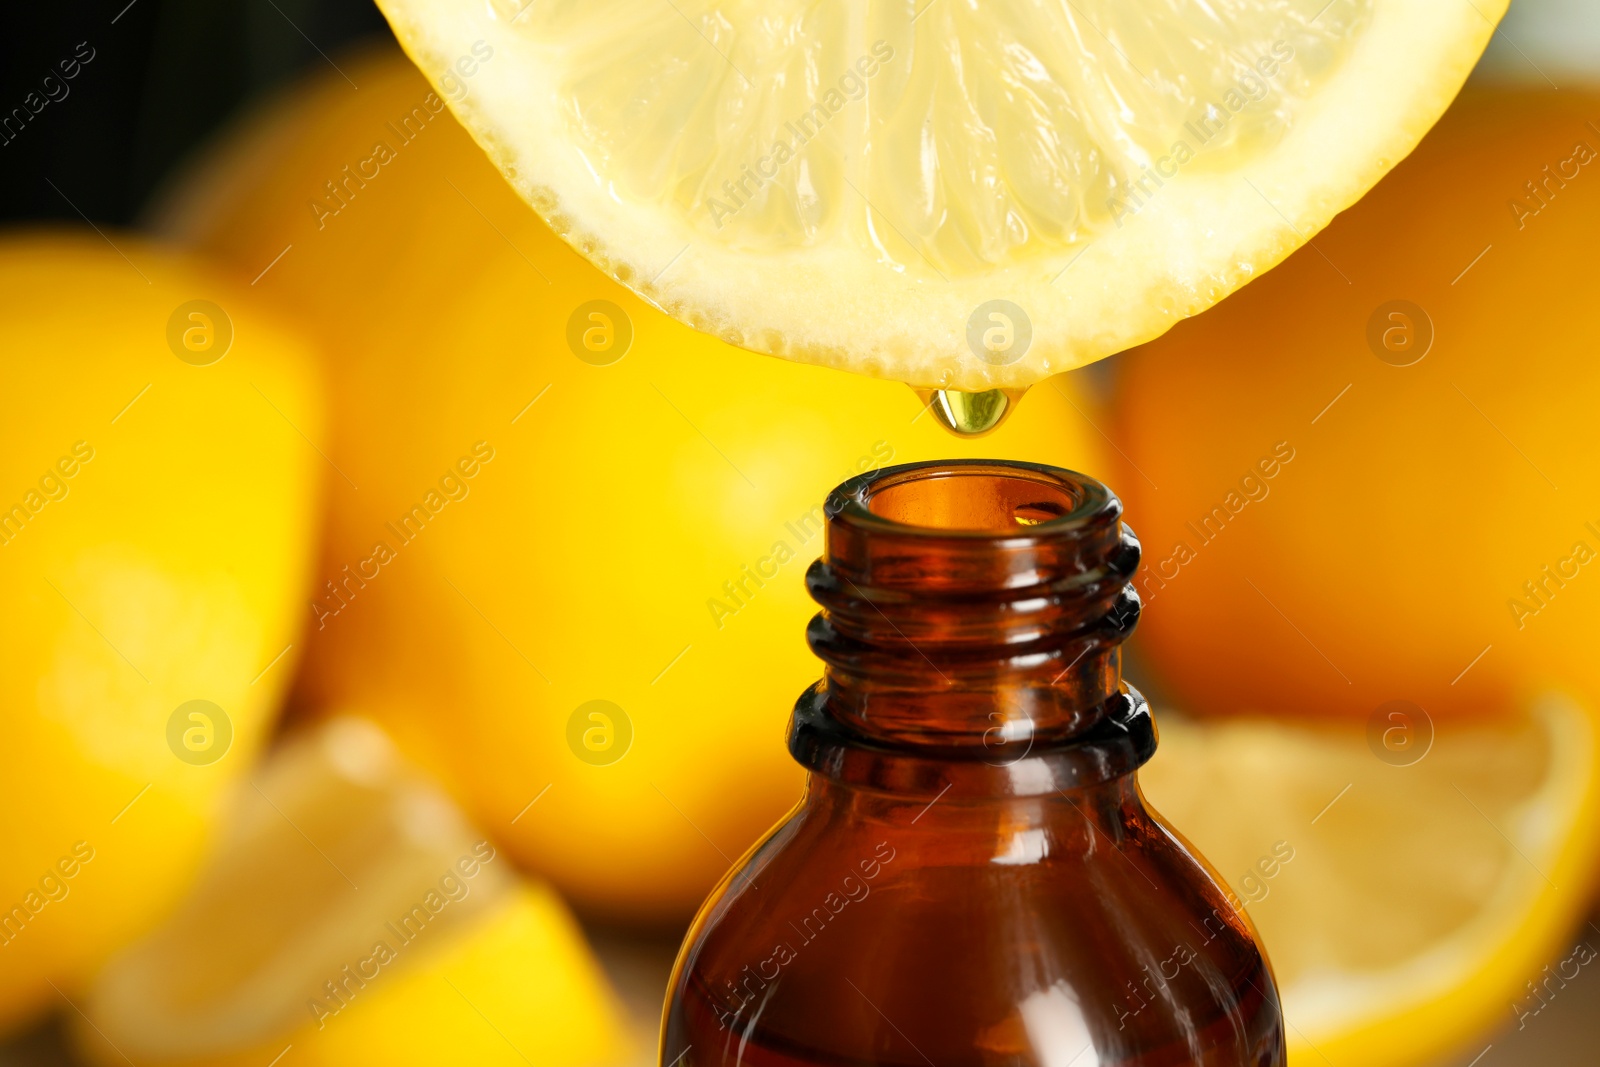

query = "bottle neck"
(805, 460), (1141, 748)
(787, 460), (1152, 799)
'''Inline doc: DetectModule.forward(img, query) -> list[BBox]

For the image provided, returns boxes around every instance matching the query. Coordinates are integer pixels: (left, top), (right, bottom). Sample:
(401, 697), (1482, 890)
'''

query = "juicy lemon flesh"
(1140, 694), (1600, 1067)
(510, 0), (1368, 276)
(378, 0), (1502, 387)
(80, 719), (627, 1067)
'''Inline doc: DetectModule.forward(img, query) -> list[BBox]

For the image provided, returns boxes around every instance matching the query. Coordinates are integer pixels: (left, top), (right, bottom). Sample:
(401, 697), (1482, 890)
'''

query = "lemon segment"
(376, 0), (1505, 388)
(76, 718), (632, 1067)
(302, 885), (628, 1067)
(1140, 694), (1600, 1067)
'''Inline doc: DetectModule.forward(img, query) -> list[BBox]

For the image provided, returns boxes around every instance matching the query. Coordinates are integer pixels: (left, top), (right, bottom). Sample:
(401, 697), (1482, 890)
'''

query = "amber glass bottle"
(660, 460), (1284, 1067)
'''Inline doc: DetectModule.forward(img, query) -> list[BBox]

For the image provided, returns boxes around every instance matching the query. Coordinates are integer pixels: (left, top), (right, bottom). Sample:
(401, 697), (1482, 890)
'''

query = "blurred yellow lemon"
(0, 232), (322, 1032)
(153, 48), (1106, 921)
(77, 717), (630, 1067)
(1142, 692), (1600, 1067)
(375, 0), (1503, 390)
(1110, 88), (1600, 721)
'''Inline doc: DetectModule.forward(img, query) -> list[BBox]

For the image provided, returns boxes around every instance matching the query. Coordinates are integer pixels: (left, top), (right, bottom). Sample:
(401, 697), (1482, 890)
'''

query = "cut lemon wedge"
(74, 718), (632, 1067)
(1140, 693), (1600, 1067)
(376, 0), (1505, 389)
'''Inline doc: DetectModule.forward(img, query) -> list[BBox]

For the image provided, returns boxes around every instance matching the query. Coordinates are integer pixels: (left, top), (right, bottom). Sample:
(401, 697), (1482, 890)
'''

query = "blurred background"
(4, 1), (1600, 1065)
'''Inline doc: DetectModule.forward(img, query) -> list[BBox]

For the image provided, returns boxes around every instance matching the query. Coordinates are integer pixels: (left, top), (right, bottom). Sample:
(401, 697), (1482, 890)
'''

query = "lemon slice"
(75, 718), (631, 1067)
(375, 0), (1504, 389)
(1140, 693), (1600, 1067)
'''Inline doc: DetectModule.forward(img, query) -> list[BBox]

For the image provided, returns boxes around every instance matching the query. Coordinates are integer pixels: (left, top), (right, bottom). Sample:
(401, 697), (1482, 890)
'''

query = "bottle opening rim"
(828, 459), (1115, 538)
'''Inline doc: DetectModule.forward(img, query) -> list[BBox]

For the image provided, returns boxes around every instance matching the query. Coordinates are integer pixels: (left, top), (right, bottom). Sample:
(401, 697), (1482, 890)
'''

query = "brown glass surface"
(661, 461), (1284, 1067)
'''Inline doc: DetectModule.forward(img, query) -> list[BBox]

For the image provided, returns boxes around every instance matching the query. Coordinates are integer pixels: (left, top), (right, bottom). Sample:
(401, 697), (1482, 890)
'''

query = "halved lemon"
(376, 0), (1505, 390)
(74, 718), (632, 1067)
(1140, 692), (1600, 1067)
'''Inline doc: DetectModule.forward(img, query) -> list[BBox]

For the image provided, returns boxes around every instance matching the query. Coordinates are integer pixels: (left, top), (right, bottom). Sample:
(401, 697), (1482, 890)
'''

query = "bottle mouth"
(830, 460), (1111, 539)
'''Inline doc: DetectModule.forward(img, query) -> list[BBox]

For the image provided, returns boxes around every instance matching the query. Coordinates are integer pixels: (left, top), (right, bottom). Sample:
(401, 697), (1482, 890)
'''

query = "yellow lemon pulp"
(1141, 694), (1600, 1067)
(77, 718), (631, 1067)
(375, 0), (1504, 389)
(0, 233), (322, 1034)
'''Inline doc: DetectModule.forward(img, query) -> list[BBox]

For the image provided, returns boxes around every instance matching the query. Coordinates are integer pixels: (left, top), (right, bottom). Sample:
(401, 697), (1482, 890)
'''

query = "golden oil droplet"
(916, 386), (1026, 438)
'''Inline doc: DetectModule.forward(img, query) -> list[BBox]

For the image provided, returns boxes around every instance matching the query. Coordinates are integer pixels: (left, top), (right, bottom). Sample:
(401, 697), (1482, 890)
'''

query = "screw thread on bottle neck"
(805, 459), (1141, 751)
